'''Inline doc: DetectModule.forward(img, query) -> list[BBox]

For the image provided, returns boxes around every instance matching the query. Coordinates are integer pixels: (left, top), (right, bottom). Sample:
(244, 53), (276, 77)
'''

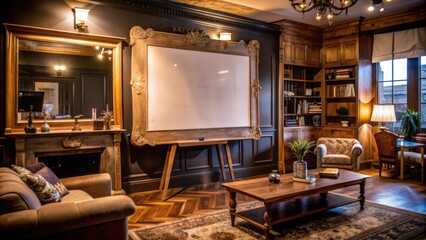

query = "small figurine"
(72, 114), (83, 131)
(101, 105), (113, 130)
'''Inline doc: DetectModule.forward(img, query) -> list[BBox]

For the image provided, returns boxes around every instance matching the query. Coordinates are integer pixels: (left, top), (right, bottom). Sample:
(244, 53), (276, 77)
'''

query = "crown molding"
(90, 0), (280, 34)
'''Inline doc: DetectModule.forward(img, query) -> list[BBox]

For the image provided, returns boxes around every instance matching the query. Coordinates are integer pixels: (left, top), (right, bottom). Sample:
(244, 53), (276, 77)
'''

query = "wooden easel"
(159, 140), (235, 201)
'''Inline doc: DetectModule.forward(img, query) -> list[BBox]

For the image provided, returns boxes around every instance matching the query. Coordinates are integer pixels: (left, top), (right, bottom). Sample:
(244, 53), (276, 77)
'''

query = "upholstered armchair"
(0, 167), (136, 240)
(314, 137), (363, 171)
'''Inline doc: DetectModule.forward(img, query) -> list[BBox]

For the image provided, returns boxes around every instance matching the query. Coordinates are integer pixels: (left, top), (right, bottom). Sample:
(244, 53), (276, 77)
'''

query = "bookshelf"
(283, 65), (322, 127)
(322, 65), (358, 138)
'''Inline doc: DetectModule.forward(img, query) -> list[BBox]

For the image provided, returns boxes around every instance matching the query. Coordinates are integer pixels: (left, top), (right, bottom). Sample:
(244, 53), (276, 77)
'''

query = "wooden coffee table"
(221, 169), (370, 239)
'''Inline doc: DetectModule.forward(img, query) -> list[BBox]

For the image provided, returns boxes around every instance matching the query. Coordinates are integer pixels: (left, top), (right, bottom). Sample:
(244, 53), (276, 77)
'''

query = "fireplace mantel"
(6, 129), (126, 195)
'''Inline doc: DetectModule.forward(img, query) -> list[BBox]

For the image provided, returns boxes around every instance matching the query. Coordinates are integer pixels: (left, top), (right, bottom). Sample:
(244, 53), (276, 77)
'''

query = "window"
(376, 56), (425, 130)
(376, 58), (407, 128)
(420, 56), (426, 128)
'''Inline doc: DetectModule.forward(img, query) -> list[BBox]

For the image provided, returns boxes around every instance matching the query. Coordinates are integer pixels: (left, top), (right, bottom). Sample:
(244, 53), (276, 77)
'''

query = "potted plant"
(398, 108), (422, 141)
(336, 106), (350, 127)
(289, 140), (315, 179)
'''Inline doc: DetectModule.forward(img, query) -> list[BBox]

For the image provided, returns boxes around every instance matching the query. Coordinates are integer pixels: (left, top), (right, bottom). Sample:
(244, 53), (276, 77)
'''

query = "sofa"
(314, 137), (363, 171)
(0, 167), (136, 240)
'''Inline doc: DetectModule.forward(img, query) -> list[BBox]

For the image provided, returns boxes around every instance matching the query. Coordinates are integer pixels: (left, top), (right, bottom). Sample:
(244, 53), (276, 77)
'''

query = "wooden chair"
(374, 130), (399, 178)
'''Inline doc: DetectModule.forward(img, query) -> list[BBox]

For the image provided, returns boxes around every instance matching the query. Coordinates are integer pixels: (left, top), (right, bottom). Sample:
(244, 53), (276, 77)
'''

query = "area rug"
(129, 199), (426, 240)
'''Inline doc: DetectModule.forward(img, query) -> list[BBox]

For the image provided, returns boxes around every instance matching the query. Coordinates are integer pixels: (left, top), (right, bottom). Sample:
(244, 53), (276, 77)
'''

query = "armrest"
(61, 173), (112, 198)
(314, 144), (327, 168)
(314, 144), (327, 157)
(350, 143), (363, 170)
(351, 143), (363, 158)
(0, 195), (136, 239)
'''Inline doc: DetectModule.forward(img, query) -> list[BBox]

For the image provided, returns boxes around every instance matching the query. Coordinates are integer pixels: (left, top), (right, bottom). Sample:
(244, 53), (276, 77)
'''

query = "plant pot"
(293, 160), (307, 179)
(341, 120), (349, 127)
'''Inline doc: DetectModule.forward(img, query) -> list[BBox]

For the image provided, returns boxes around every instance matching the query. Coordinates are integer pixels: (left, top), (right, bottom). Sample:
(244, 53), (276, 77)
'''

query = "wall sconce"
(54, 65), (65, 76)
(95, 46), (112, 61)
(219, 32), (232, 41)
(73, 7), (90, 30)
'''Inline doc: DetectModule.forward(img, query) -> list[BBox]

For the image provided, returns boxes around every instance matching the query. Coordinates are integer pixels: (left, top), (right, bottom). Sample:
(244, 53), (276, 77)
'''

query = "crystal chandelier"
(289, 0), (358, 25)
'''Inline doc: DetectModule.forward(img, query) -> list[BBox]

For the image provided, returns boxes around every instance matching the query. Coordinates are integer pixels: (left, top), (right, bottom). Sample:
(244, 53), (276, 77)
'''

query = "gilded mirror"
(4, 23), (124, 132)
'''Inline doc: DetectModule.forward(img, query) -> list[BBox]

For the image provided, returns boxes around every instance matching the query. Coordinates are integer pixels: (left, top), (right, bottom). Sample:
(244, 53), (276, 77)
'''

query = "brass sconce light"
(54, 65), (65, 76)
(73, 7), (90, 30)
(95, 46), (112, 61)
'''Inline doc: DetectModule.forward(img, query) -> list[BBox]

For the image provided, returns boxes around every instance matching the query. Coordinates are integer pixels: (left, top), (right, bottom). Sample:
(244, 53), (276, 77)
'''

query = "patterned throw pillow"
(11, 165), (61, 204)
(26, 162), (69, 197)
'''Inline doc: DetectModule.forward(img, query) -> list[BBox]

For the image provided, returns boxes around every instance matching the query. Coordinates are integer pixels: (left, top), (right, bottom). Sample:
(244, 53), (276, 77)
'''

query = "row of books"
(327, 84), (355, 97)
(308, 104), (322, 113)
(335, 68), (353, 79)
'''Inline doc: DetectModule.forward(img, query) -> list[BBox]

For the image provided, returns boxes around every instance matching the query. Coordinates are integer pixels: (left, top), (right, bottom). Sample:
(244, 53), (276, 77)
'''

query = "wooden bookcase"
(276, 20), (322, 173)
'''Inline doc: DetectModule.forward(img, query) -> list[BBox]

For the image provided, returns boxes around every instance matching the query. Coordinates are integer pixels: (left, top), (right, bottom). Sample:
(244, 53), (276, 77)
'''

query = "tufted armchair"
(314, 137), (363, 171)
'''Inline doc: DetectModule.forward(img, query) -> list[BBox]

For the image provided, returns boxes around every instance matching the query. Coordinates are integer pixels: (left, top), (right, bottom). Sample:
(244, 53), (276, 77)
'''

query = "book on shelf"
(297, 116), (305, 126)
(319, 168), (340, 178)
(307, 102), (321, 113)
(335, 68), (353, 78)
(285, 119), (298, 127)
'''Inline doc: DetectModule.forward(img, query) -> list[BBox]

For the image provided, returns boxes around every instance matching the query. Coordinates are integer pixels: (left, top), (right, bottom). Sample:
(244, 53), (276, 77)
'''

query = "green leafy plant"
(289, 140), (315, 161)
(336, 106), (349, 121)
(398, 108), (422, 141)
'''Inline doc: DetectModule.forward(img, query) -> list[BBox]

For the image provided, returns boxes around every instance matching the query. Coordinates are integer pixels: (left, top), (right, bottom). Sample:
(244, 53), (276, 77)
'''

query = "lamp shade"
(219, 32), (231, 41)
(370, 104), (396, 123)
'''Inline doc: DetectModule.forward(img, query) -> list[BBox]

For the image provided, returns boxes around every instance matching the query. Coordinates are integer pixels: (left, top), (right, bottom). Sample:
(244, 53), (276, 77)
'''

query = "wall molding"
(94, 0), (280, 34)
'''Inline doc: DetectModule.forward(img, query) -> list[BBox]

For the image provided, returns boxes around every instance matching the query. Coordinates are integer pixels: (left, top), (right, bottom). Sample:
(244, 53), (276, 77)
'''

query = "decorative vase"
(293, 159), (307, 179)
(341, 120), (349, 127)
(268, 170), (280, 184)
(40, 122), (50, 132)
(40, 113), (50, 132)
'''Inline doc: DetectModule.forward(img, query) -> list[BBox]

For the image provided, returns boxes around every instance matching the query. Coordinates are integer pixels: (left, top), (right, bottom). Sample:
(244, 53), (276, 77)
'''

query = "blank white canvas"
(147, 46), (250, 131)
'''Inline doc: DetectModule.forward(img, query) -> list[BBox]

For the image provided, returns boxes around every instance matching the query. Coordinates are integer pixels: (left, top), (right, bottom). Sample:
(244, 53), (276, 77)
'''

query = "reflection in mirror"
(4, 23), (124, 132)
(18, 40), (112, 121)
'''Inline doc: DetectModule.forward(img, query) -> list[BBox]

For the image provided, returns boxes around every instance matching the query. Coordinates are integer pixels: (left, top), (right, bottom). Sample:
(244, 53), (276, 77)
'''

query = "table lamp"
(370, 104), (396, 131)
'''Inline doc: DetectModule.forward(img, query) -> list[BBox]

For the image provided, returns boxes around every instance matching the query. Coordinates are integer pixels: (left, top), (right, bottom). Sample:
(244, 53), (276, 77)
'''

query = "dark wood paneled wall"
(1, 0), (280, 193)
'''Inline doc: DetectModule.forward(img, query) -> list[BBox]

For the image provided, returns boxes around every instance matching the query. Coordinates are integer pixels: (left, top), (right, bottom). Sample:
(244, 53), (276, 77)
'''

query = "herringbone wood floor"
(128, 169), (426, 229)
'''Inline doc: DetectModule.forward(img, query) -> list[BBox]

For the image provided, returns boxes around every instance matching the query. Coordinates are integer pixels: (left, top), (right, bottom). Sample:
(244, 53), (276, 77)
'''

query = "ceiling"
(171, 0), (425, 26)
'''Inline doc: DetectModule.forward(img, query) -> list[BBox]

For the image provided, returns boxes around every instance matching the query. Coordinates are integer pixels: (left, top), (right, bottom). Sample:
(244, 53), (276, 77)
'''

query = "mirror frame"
(4, 23), (124, 133)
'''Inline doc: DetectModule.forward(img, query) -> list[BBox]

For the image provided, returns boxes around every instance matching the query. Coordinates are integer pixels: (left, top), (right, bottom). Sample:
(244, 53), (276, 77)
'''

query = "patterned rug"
(129, 199), (426, 240)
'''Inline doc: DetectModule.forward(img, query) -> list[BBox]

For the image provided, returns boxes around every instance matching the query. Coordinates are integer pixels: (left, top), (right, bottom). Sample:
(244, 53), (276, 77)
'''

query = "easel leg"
(217, 144), (227, 182)
(161, 144), (177, 201)
(225, 143), (235, 181)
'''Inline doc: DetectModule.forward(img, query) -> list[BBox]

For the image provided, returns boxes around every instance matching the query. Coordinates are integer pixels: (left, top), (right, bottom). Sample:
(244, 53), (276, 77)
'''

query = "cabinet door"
(323, 43), (340, 67)
(282, 42), (293, 63)
(322, 127), (356, 138)
(341, 38), (358, 65)
(306, 45), (321, 66)
(293, 43), (306, 64)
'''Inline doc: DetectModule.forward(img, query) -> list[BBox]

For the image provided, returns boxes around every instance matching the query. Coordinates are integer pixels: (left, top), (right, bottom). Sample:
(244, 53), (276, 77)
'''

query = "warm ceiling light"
(73, 7), (90, 30)
(219, 32), (232, 41)
(369, 0), (386, 12)
(289, 0), (358, 25)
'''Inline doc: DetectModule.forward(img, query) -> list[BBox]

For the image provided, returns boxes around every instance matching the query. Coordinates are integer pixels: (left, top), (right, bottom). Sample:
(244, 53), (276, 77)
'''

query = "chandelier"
(289, 0), (358, 25)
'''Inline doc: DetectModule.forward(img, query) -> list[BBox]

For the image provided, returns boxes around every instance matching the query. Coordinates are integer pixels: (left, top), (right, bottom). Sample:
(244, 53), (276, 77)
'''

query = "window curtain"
(372, 27), (426, 63)
(372, 32), (393, 63)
